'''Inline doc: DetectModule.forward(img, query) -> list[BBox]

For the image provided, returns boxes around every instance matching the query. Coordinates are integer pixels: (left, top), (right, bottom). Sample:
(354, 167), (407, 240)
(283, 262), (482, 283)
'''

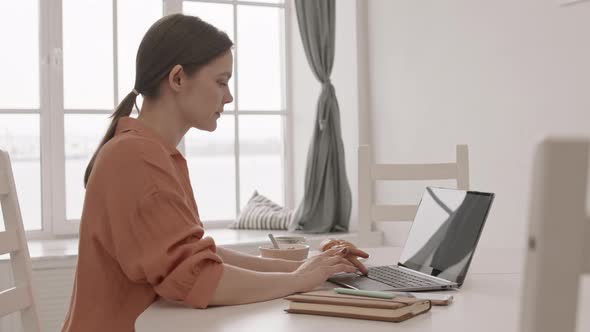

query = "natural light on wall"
(0, 0), (287, 235)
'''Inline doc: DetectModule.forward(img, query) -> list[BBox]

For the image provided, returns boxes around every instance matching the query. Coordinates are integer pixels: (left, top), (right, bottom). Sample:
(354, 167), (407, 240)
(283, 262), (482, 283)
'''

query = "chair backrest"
(0, 150), (41, 332)
(520, 138), (590, 332)
(358, 144), (469, 246)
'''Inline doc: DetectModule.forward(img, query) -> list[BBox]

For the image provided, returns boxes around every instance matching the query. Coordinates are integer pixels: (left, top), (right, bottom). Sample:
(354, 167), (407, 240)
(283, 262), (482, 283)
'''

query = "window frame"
(181, 0), (292, 228)
(0, 0), (292, 239)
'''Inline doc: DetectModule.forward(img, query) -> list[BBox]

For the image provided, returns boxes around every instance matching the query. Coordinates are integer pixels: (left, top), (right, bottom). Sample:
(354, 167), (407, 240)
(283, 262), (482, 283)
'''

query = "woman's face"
(176, 50), (234, 132)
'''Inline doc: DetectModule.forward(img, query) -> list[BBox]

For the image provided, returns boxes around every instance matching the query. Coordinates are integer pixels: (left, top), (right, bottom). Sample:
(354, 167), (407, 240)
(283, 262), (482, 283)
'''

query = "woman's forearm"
(209, 264), (300, 306)
(210, 247), (361, 306)
(217, 246), (302, 272)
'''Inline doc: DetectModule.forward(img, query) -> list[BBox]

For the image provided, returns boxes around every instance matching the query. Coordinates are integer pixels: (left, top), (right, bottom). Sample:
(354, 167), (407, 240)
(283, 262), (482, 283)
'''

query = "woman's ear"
(167, 64), (184, 92)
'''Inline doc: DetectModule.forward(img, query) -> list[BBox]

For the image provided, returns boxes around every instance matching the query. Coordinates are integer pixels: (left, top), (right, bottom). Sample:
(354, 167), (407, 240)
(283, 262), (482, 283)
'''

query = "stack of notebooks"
(284, 290), (432, 323)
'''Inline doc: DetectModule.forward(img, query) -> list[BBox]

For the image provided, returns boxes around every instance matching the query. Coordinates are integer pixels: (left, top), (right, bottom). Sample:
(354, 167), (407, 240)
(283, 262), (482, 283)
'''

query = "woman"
(62, 14), (368, 332)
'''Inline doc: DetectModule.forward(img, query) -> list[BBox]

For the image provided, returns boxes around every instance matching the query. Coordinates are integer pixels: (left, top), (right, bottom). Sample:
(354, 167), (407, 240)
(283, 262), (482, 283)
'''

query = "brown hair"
(84, 14), (233, 187)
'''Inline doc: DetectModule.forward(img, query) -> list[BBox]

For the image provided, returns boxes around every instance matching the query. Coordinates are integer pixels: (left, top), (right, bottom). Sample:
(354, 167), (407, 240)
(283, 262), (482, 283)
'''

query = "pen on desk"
(333, 288), (396, 299)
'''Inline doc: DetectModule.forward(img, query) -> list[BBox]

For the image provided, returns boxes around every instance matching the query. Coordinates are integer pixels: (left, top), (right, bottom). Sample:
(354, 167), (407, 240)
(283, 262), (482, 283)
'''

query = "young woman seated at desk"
(60, 14), (368, 332)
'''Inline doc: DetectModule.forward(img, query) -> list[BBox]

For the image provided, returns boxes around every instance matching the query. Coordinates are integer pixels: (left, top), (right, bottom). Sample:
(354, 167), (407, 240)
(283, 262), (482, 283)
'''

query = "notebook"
(284, 290), (431, 323)
(329, 187), (495, 291)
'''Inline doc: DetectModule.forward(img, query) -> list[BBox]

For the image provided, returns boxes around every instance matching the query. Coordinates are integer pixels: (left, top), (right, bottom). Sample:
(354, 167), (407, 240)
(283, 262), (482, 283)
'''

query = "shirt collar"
(115, 117), (182, 156)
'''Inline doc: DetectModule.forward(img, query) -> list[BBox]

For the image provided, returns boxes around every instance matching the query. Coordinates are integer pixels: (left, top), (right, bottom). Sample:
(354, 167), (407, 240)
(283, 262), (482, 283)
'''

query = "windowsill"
(206, 229), (359, 251)
(0, 229), (361, 262)
(0, 238), (79, 262)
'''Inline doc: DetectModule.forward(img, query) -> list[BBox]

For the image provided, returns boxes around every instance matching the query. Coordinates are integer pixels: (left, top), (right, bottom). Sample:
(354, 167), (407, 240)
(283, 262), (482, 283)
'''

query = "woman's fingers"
(327, 244), (369, 259)
(346, 247), (370, 259)
(321, 246), (344, 257)
(329, 263), (358, 275)
(326, 246), (369, 274)
(323, 255), (356, 268)
(315, 244), (369, 275)
(296, 251), (362, 292)
(346, 256), (368, 275)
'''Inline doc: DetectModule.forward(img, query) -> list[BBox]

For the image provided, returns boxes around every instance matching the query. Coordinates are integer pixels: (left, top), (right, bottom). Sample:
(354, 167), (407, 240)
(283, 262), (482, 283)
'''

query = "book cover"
(284, 290), (432, 322)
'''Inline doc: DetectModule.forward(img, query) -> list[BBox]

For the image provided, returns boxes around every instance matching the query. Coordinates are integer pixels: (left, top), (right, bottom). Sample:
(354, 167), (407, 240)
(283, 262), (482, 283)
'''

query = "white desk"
(136, 247), (590, 332)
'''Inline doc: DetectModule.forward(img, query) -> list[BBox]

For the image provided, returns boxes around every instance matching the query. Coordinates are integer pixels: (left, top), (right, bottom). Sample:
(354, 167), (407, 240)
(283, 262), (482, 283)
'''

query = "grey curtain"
(290, 0), (352, 233)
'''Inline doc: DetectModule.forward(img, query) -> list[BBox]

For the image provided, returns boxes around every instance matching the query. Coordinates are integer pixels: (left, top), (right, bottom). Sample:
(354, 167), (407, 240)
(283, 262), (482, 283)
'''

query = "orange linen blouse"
(61, 117), (223, 332)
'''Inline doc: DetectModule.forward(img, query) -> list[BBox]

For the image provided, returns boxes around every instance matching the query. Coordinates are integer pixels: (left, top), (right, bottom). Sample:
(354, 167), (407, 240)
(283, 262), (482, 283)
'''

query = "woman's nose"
(225, 92), (234, 104)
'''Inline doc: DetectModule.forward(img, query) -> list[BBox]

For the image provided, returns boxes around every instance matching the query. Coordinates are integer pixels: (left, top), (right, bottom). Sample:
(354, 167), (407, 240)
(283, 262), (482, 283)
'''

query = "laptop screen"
(398, 187), (494, 285)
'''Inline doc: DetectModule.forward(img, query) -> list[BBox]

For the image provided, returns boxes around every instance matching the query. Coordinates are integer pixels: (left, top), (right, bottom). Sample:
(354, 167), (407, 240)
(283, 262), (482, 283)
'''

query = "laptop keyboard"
(367, 265), (447, 288)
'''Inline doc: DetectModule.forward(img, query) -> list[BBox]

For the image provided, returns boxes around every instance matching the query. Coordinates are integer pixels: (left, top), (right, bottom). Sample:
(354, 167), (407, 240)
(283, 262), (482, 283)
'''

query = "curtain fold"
(290, 0), (352, 233)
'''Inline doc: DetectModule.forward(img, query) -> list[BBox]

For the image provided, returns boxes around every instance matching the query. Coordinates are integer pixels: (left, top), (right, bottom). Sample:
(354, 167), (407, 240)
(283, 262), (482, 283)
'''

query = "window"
(0, 0), (289, 237)
(62, 0), (163, 224)
(183, 0), (287, 223)
(0, 0), (42, 232)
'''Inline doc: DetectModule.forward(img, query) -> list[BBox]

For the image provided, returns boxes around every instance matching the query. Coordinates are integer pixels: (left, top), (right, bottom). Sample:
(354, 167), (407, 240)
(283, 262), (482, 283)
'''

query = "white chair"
(358, 144), (469, 247)
(0, 150), (41, 332)
(520, 138), (590, 332)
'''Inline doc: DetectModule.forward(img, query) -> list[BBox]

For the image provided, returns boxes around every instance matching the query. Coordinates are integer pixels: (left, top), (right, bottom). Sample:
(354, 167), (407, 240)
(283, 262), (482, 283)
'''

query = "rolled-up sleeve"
(112, 189), (224, 309)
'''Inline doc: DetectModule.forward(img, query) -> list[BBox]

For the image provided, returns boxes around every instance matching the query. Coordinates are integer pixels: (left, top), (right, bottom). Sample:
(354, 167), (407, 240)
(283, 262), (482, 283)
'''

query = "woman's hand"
(292, 247), (358, 293)
(319, 239), (370, 275)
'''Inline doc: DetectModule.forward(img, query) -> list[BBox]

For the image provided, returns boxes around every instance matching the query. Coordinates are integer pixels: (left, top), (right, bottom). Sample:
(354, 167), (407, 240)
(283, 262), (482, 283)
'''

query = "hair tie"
(132, 89), (139, 96)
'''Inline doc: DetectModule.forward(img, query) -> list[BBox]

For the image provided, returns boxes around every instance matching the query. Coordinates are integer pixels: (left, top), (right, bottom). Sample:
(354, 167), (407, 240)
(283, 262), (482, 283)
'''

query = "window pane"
(185, 115), (236, 221)
(239, 115), (283, 206)
(0, 0), (39, 108)
(65, 114), (110, 220)
(237, 6), (283, 111)
(117, 0), (162, 103)
(63, 0), (114, 109)
(184, 1), (235, 111)
(0, 115), (41, 230)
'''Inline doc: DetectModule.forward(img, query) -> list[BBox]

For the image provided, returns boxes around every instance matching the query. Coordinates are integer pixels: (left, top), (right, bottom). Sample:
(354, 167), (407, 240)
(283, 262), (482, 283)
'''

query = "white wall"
(366, 0), (590, 248)
(289, 0), (360, 230)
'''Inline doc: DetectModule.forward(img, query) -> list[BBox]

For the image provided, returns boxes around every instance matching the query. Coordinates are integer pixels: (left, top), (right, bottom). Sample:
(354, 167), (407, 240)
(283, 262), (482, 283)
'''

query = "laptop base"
(328, 272), (458, 292)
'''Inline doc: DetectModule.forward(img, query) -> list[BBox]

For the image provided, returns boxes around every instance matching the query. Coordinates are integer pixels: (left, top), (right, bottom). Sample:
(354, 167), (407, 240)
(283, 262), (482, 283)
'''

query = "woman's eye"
(218, 81), (228, 86)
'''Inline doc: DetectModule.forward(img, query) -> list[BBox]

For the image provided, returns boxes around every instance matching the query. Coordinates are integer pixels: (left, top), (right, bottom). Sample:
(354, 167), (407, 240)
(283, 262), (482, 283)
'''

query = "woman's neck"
(137, 97), (189, 149)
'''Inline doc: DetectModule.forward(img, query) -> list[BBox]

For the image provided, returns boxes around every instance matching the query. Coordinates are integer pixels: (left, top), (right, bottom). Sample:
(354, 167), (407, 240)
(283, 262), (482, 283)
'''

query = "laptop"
(329, 187), (495, 291)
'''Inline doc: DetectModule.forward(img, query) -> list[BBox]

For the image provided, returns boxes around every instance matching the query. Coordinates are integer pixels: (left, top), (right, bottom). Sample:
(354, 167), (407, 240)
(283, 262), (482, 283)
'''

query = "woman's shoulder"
(85, 133), (185, 202)
(97, 133), (175, 173)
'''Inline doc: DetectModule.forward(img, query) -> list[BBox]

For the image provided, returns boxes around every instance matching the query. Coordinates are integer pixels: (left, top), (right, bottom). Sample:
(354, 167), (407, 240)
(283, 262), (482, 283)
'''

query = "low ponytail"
(83, 90), (138, 187)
